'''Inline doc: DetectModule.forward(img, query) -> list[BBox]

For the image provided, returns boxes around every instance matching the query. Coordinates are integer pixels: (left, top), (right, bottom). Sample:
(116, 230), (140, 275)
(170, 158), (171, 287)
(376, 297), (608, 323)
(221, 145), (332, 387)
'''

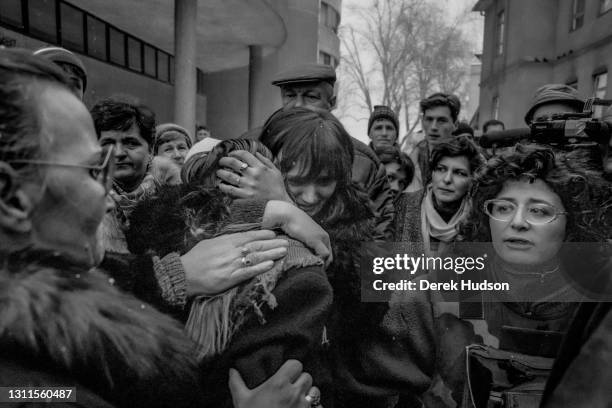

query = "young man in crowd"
(405, 92), (461, 192)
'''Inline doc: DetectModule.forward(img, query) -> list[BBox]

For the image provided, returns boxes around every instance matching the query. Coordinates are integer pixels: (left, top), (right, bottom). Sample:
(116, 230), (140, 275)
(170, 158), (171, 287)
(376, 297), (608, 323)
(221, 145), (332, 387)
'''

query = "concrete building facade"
(473, 0), (612, 129)
(0, 0), (341, 139)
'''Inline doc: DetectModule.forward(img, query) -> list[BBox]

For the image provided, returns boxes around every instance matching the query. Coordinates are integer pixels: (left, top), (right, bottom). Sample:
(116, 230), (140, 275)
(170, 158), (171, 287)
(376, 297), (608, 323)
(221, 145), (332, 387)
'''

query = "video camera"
(479, 97), (612, 149)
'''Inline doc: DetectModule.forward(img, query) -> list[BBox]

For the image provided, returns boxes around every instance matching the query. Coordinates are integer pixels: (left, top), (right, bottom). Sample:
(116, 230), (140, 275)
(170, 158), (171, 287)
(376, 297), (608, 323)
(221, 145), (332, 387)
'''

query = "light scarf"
(184, 234), (324, 361)
(420, 185), (470, 256)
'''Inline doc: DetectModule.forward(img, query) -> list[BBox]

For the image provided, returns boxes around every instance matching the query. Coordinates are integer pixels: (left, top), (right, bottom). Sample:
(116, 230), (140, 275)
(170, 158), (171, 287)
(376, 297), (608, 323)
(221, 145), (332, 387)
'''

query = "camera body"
(479, 98), (612, 149)
(529, 115), (612, 148)
(478, 98), (612, 178)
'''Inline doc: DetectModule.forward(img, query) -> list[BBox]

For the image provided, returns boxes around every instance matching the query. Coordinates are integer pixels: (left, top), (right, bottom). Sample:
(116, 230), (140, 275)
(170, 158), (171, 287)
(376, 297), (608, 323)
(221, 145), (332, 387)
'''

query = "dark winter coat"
(126, 184), (333, 408)
(541, 302), (612, 407)
(351, 137), (396, 240)
(0, 250), (205, 408)
(311, 186), (395, 408)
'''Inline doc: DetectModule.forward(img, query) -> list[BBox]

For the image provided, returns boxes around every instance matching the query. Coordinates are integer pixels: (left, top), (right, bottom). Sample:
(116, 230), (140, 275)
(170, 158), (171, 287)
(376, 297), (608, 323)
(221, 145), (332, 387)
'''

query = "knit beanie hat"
(33, 46), (87, 91)
(368, 105), (399, 135)
(524, 84), (584, 124)
(154, 123), (192, 154)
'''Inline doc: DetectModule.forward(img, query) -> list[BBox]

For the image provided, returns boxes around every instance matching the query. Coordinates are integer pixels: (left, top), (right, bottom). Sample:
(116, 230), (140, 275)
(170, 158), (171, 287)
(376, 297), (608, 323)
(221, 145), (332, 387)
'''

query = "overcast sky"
(337, 0), (484, 144)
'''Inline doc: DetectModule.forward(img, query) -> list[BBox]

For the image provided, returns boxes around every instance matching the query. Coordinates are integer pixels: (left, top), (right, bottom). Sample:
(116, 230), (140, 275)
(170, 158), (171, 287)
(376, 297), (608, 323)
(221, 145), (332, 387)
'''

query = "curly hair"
(180, 138), (273, 187)
(260, 108), (370, 227)
(430, 135), (485, 175)
(460, 145), (612, 243)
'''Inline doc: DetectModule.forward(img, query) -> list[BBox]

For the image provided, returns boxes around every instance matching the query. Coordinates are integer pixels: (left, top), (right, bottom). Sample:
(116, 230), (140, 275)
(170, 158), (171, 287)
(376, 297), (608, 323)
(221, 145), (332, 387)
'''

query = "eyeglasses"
(9, 146), (116, 193)
(483, 199), (567, 225)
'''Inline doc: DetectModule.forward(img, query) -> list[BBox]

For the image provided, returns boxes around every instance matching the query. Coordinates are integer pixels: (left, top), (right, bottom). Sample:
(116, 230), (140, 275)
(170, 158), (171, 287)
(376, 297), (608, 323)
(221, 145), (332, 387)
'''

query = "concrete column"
(248, 45), (264, 129)
(173, 0), (197, 139)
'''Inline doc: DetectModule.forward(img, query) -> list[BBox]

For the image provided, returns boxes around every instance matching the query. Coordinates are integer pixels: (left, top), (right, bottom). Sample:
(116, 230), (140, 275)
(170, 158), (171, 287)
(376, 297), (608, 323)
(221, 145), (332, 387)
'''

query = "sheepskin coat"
(0, 250), (205, 408)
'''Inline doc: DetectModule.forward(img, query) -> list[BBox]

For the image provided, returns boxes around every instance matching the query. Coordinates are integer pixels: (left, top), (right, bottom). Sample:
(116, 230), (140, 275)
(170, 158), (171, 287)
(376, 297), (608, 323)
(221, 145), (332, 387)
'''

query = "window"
(109, 27), (125, 65)
(29, 0), (57, 43)
(0, 0), (185, 85)
(492, 96), (500, 120)
(328, 6), (340, 33)
(496, 10), (505, 55)
(87, 15), (106, 60)
(157, 50), (169, 82)
(600, 0), (612, 14)
(60, 2), (84, 52)
(319, 51), (331, 66)
(127, 36), (142, 72)
(571, 0), (585, 30)
(143, 44), (156, 77)
(196, 68), (205, 95)
(594, 71), (608, 98)
(593, 71), (608, 117)
(0, 0), (24, 29)
(320, 2), (340, 33)
(319, 3), (328, 27)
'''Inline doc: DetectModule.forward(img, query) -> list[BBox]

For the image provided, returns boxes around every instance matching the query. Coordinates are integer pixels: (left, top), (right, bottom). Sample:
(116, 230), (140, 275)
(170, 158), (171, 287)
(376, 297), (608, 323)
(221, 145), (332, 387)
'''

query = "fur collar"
(0, 250), (201, 405)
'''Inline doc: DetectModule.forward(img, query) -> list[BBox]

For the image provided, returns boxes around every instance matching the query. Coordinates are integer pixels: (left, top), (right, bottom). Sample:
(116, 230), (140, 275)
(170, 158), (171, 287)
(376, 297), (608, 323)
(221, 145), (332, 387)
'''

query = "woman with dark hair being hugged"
(260, 108), (389, 407)
(127, 137), (333, 408)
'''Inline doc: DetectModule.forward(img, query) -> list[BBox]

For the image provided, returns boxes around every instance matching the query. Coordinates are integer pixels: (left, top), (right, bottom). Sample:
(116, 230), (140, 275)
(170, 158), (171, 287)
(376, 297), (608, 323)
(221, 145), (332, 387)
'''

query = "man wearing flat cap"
(271, 63), (396, 240)
(272, 63), (337, 111)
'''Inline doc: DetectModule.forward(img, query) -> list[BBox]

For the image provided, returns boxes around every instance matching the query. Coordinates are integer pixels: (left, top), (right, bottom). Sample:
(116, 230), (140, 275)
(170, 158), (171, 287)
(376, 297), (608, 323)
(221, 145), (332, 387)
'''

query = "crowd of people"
(0, 45), (611, 408)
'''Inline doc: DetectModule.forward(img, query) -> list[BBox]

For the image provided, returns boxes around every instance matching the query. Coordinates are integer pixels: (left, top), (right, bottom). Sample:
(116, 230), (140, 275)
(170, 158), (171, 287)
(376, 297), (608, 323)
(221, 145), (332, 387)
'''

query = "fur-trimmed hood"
(0, 250), (204, 407)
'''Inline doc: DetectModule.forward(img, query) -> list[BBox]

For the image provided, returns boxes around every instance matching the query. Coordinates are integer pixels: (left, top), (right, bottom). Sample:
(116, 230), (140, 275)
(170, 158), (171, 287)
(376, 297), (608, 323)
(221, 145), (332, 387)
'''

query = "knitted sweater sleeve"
(100, 251), (186, 317)
(333, 286), (437, 406)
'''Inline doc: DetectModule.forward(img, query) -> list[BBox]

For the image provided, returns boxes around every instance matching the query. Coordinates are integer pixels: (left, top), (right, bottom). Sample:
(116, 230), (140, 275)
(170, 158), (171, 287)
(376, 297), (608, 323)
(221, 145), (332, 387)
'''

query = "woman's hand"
(217, 150), (292, 202)
(262, 200), (332, 266)
(229, 360), (320, 408)
(180, 230), (288, 296)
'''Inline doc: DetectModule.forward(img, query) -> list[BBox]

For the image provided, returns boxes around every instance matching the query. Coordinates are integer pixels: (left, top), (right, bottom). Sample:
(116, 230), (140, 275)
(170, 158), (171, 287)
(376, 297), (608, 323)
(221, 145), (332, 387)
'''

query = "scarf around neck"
(421, 185), (470, 255)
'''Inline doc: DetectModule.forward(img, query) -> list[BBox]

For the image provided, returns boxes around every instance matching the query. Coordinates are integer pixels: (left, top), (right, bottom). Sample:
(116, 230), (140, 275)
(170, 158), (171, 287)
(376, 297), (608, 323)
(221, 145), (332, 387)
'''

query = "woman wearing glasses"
(0, 49), (324, 408)
(344, 145), (612, 407)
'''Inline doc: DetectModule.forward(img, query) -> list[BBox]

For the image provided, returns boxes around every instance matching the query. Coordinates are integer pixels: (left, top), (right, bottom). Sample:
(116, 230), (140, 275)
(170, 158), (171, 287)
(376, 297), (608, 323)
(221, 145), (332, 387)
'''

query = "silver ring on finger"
(235, 174), (241, 186)
(240, 246), (250, 256)
(238, 162), (249, 173)
(305, 388), (321, 407)
(241, 256), (252, 267)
